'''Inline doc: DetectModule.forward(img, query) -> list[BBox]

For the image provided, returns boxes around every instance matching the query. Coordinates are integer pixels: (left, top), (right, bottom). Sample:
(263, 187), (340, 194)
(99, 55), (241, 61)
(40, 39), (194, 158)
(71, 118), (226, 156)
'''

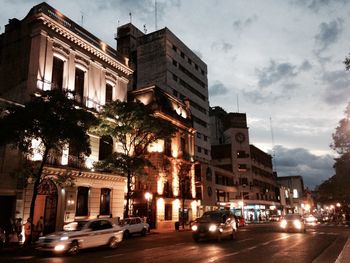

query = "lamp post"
(145, 192), (152, 229)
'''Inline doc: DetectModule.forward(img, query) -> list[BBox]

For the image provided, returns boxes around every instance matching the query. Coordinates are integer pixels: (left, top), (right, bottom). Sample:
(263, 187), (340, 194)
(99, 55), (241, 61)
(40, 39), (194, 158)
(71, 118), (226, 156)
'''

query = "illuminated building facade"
(131, 86), (199, 230)
(277, 175), (305, 214)
(0, 2), (132, 233)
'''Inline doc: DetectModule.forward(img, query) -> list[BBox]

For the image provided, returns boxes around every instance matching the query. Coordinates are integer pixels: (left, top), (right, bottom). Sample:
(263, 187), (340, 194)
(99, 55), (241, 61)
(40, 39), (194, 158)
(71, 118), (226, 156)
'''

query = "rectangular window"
(76, 186), (89, 216)
(74, 68), (85, 103)
(204, 149), (208, 155)
(237, 151), (246, 158)
(180, 52), (185, 58)
(172, 59), (178, 67)
(100, 188), (111, 215)
(51, 56), (64, 90)
(181, 137), (186, 154)
(203, 135), (208, 141)
(172, 74), (178, 82)
(105, 83), (113, 104)
(197, 146), (202, 153)
(196, 132), (201, 139)
(165, 204), (172, 221)
(172, 45), (177, 52)
(188, 58), (192, 65)
(195, 64), (198, 70)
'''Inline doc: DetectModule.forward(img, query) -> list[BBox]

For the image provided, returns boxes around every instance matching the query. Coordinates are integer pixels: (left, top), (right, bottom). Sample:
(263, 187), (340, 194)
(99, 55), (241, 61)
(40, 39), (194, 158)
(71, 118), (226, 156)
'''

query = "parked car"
(118, 217), (149, 239)
(279, 214), (306, 233)
(191, 210), (237, 242)
(36, 219), (123, 255)
(303, 214), (318, 225)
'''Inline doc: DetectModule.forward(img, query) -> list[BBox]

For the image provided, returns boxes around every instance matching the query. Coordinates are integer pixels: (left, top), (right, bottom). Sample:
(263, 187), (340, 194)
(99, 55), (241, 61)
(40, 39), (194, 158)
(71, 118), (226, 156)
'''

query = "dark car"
(279, 214), (305, 233)
(191, 210), (237, 242)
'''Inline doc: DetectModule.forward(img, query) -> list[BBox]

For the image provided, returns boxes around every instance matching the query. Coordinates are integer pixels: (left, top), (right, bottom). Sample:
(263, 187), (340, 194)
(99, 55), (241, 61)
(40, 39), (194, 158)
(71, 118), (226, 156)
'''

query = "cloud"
(272, 145), (334, 189)
(242, 90), (286, 105)
(233, 14), (258, 31)
(211, 41), (233, 53)
(209, 81), (229, 96)
(291, 0), (349, 12)
(322, 70), (350, 105)
(299, 60), (312, 71)
(256, 60), (298, 88)
(314, 19), (343, 55)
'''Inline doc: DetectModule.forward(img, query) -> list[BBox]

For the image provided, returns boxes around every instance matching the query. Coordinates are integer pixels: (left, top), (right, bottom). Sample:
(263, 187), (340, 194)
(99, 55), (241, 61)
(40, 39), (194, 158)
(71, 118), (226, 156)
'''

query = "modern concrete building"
(0, 2), (132, 234)
(210, 107), (280, 221)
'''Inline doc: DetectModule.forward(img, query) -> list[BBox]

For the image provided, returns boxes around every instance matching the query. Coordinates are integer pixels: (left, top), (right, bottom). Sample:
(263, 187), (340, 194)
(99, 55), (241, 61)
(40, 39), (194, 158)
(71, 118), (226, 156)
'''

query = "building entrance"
(33, 180), (57, 234)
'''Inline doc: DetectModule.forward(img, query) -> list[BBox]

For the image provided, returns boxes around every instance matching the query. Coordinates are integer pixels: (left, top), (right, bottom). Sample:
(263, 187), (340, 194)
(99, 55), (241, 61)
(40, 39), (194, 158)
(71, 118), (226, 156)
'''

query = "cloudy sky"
(1, 0), (349, 189)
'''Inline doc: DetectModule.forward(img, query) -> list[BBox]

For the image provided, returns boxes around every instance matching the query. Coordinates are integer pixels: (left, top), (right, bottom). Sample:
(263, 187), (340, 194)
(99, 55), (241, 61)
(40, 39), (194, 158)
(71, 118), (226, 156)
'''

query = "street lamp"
(145, 192), (153, 229)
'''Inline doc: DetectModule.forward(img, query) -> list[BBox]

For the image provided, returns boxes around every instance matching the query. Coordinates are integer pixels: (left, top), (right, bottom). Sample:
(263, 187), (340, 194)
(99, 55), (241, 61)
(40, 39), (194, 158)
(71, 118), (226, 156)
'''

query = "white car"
(118, 217), (149, 239)
(36, 219), (123, 254)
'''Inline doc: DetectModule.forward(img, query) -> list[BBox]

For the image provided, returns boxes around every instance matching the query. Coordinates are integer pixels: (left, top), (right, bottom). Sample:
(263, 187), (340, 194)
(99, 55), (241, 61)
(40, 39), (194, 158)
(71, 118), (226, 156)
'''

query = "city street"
(1, 223), (349, 263)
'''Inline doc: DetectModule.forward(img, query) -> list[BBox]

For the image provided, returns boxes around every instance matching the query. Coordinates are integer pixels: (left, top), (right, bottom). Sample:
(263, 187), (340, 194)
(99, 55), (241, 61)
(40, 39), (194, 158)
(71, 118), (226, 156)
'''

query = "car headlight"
(209, 224), (217, 232)
(280, 219), (287, 228)
(293, 220), (302, 229)
(54, 244), (66, 251)
(191, 225), (198, 231)
(60, 236), (69, 241)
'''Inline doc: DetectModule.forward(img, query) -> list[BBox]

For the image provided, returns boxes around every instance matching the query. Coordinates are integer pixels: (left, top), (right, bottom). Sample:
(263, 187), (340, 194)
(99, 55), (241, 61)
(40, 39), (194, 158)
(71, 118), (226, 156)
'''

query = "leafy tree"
(92, 99), (177, 218)
(0, 90), (97, 239)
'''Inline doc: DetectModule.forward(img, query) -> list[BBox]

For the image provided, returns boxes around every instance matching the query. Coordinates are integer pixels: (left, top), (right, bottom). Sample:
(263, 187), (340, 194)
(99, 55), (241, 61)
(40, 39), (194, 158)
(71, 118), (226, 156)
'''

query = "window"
(196, 132), (202, 139)
(237, 151), (246, 158)
(164, 138), (172, 156)
(293, 189), (298, 198)
(172, 74), (178, 82)
(197, 146), (202, 153)
(51, 56), (64, 90)
(76, 186), (89, 216)
(188, 58), (192, 65)
(172, 45), (177, 52)
(105, 83), (113, 104)
(100, 188), (111, 215)
(195, 64), (198, 70)
(172, 59), (178, 67)
(203, 135), (208, 141)
(165, 204), (172, 221)
(181, 137), (186, 154)
(180, 52), (185, 58)
(204, 149), (208, 155)
(240, 177), (248, 186)
(99, 135), (113, 161)
(100, 220), (113, 230)
(74, 67), (85, 103)
(238, 164), (248, 171)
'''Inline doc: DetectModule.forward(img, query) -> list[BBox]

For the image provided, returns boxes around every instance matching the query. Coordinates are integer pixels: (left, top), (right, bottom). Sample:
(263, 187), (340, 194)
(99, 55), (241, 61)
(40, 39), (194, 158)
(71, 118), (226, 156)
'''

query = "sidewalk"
(336, 237), (350, 263)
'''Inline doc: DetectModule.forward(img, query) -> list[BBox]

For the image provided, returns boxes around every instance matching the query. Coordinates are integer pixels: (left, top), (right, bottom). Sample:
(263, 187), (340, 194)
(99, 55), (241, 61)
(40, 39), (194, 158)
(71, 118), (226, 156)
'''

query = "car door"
(99, 220), (113, 245)
(85, 220), (102, 248)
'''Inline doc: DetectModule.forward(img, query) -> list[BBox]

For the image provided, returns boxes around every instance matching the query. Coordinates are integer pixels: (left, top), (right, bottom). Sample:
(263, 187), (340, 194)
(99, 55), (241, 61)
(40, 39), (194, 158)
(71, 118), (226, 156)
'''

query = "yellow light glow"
(336, 203), (341, 207)
(305, 204), (311, 211)
(157, 174), (166, 195)
(238, 201), (244, 207)
(172, 149), (178, 158)
(85, 158), (94, 169)
(172, 162), (179, 197)
(61, 144), (69, 165)
(148, 140), (164, 153)
(145, 192), (153, 201)
(191, 200), (197, 219)
(31, 139), (43, 161)
(157, 198), (165, 220)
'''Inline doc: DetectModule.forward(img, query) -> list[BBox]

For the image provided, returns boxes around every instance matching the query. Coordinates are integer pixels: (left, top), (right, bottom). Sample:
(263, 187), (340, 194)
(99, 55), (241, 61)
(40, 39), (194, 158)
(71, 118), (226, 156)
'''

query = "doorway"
(33, 180), (58, 234)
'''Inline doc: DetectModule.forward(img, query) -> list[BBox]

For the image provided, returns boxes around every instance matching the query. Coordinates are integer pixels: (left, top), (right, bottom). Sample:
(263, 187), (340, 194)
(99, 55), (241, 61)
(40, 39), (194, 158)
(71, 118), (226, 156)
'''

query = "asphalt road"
(2, 223), (350, 263)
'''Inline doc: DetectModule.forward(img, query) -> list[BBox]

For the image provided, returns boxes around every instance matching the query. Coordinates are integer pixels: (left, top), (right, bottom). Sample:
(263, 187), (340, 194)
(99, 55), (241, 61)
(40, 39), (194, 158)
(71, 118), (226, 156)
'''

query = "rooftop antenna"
(236, 95), (240, 112)
(155, 0), (158, 30)
(270, 116), (277, 172)
(143, 24), (147, 34)
(129, 12), (132, 24)
(80, 11), (84, 27)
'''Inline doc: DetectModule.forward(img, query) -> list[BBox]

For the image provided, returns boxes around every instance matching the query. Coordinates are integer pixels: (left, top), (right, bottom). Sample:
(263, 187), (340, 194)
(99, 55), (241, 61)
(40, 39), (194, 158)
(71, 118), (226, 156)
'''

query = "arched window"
(51, 56), (64, 90)
(99, 135), (113, 161)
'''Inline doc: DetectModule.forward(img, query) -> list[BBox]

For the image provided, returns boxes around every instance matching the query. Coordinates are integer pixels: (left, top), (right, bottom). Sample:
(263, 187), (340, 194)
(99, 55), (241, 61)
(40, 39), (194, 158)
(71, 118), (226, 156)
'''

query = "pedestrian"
(24, 217), (32, 245)
(36, 216), (44, 239)
(15, 218), (23, 243)
(250, 214), (253, 222)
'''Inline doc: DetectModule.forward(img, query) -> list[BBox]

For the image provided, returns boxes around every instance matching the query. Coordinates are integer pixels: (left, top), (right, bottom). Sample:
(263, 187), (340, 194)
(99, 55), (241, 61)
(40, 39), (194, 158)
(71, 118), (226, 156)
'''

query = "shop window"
(51, 56), (64, 90)
(99, 135), (113, 160)
(105, 83), (113, 104)
(100, 188), (111, 215)
(74, 67), (85, 103)
(76, 186), (89, 216)
(165, 204), (172, 221)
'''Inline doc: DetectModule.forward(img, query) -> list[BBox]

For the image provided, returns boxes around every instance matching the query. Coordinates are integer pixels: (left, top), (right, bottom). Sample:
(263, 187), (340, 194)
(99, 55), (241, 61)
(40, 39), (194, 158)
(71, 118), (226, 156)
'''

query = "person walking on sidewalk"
(36, 216), (44, 239)
(24, 218), (32, 245)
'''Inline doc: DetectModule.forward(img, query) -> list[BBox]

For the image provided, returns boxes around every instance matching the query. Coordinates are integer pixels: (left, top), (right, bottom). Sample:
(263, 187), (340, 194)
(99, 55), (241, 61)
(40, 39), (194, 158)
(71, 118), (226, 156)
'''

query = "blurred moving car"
(269, 215), (281, 222)
(280, 214), (305, 233)
(36, 219), (123, 254)
(191, 210), (237, 242)
(304, 214), (318, 225)
(118, 217), (149, 239)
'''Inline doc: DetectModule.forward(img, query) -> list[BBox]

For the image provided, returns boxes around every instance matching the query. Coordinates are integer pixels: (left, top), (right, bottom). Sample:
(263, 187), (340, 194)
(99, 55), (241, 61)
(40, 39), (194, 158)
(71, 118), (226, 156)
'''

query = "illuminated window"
(293, 189), (298, 198)
(165, 204), (172, 221)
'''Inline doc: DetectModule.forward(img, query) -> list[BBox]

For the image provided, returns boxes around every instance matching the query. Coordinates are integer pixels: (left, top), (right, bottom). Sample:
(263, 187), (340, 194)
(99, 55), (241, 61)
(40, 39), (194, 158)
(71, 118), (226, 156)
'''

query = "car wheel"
(123, 230), (130, 240)
(109, 237), (119, 249)
(141, 228), (147, 236)
(67, 240), (79, 255)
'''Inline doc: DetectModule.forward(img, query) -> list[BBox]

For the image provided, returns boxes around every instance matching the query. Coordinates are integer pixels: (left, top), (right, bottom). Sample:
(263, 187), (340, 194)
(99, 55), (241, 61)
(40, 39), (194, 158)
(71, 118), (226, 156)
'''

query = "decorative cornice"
(36, 15), (133, 76)
(43, 166), (125, 183)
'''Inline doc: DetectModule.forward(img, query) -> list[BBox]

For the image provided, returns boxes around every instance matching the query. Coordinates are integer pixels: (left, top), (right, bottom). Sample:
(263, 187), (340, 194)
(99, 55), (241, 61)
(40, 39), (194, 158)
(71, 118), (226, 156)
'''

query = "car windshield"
(119, 219), (131, 225)
(63, 221), (88, 231)
(199, 212), (223, 223)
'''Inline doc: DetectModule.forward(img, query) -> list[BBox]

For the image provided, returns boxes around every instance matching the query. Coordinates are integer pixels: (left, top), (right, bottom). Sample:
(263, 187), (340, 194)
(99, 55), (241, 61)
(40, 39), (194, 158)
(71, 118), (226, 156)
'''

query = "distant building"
(277, 175), (305, 214)
(0, 2), (132, 233)
(210, 107), (280, 221)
